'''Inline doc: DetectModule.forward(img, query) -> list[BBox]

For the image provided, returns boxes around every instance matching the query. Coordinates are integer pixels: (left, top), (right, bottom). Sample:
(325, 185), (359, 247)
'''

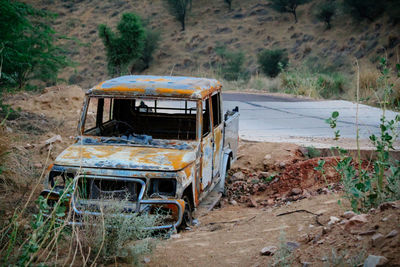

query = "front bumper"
(41, 174), (184, 230)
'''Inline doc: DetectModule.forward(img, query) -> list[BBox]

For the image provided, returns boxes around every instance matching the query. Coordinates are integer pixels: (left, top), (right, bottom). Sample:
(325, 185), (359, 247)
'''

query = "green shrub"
(270, 0), (311, 23)
(99, 13), (145, 77)
(258, 49), (288, 78)
(281, 69), (347, 99)
(343, 0), (385, 21)
(216, 46), (248, 81)
(315, 1), (337, 29)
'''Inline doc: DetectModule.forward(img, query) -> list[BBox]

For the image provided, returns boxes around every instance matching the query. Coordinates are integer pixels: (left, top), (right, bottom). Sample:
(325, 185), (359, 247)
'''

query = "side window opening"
(211, 93), (221, 127)
(202, 99), (210, 136)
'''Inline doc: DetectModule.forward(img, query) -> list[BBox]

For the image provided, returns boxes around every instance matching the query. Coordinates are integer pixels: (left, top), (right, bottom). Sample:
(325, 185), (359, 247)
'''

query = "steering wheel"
(114, 120), (135, 132)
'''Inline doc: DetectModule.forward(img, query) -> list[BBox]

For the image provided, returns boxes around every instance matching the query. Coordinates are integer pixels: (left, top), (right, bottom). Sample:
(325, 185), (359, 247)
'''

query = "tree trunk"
(181, 16), (185, 31)
(292, 10), (298, 23)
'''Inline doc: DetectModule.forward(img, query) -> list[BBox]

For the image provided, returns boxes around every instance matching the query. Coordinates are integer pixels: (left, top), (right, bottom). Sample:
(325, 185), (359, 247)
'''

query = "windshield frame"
(78, 95), (202, 142)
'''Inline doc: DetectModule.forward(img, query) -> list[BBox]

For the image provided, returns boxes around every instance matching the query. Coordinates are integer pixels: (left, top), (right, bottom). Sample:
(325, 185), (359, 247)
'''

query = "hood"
(54, 144), (196, 171)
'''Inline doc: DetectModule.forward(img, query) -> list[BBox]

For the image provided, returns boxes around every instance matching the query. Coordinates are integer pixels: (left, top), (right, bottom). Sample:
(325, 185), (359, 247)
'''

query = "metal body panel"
(89, 75), (221, 100)
(55, 143), (197, 171)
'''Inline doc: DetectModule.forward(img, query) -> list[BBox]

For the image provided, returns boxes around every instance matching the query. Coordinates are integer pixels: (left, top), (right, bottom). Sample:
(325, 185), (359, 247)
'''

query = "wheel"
(179, 195), (193, 230)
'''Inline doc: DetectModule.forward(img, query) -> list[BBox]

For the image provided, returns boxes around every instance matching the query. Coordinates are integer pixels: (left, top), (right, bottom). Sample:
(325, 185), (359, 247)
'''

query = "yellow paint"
(56, 144), (195, 171)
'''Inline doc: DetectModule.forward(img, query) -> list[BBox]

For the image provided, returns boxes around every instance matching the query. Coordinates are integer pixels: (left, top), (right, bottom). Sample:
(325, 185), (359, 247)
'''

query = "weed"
(270, 232), (294, 267)
(306, 146), (321, 158)
(325, 57), (400, 212)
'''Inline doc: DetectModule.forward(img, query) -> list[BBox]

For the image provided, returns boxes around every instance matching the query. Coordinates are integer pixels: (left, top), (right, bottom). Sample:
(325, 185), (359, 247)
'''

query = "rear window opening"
(83, 98), (198, 141)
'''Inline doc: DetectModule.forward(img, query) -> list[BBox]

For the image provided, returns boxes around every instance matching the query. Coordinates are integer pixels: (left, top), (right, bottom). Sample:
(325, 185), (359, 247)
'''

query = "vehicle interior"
(83, 97), (202, 140)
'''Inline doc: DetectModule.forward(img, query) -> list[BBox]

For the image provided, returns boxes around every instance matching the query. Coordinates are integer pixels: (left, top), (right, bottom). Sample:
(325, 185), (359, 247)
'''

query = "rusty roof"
(88, 75), (222, 99)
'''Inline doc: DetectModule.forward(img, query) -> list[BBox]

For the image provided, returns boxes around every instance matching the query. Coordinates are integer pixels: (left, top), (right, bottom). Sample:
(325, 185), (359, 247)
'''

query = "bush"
(258, 49), (288, 78)
(99, 13), (145, 77)
(216, 46), (248, 81)
(270, 0), (311, 23)
(281, 69), (346, 98)
(315, 1), (337, 29)
(343, 0), (385, 21)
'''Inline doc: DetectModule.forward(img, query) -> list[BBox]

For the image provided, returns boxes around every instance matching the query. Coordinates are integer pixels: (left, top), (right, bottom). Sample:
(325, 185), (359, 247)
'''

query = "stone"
(286, 241), (300, 251)
(345, 214), (368, 230)
(34, 163), (43, 168)
(267, 198), (274, 205)
(328, 216), (340, 225)
(302, 262), (311, 267)
(170, 234), (181, 239)
(386, 230), (398, 238)
(371, 233), (384, 247)
(382, 214), (393, 222)
(44, 135), (62, 145)
(143, 257), (151, 264)
(291, 188), (302, 196)
(379, 201), (400, 211)
(363, 255), (388, 267)
(229, 199), (238, 206)
(343, 211), (356, 219)
(248, 197), (258, 208)
(260, 246), (277, 256)
(231, 172), (245, 181)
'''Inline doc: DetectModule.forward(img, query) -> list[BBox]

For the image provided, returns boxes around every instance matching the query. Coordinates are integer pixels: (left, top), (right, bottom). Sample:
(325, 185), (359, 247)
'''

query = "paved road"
(222, 92), (399, 147)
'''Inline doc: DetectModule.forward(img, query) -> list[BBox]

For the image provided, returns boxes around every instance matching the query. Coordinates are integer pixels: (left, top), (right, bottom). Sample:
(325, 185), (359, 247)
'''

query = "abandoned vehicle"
(41, 75), (239, 229)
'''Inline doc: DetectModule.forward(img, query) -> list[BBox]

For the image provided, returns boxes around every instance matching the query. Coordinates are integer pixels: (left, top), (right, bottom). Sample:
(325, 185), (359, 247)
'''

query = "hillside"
(23, 0), (400, 90)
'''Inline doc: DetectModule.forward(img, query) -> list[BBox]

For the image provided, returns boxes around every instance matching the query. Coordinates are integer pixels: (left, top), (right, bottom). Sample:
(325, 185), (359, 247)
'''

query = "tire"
(179, 195), (193, 230)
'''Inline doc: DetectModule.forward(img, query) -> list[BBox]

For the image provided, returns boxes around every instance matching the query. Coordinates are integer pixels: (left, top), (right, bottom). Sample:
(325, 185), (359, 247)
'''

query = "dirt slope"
(22, 0), (400, 89)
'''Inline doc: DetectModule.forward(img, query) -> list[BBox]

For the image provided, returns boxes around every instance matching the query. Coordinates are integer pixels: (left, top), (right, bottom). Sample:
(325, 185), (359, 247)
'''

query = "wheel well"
(182, 184), (194, 211)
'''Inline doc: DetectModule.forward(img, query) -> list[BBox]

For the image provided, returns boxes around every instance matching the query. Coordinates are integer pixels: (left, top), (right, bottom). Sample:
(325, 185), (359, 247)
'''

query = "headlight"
(148, 179), (176, 197)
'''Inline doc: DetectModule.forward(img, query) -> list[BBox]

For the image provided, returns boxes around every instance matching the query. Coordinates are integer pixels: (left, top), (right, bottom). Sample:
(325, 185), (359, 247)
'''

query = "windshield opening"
(83, 97), (198, 141)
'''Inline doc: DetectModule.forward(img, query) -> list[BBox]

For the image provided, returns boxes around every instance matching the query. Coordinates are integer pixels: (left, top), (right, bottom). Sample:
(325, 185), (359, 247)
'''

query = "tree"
(270, 0), (311, 23)
(315, 1), (336, 29)
(99, 13), (145, 77)
(165, 0), (191, 31)
(258, 49), (288, 78)
(224, 0), (232, 10)
(0, 0), (70, 89)
(385, 0), (400, 24)
(343, 0), (385, 21)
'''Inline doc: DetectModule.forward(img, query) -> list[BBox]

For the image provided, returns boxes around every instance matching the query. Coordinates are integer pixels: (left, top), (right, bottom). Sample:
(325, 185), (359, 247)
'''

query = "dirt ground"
(1, 87), (399, 266)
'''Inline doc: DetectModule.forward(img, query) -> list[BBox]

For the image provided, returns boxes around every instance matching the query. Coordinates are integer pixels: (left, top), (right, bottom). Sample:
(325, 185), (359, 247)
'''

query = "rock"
(286, 241), (300, 251)
(229, 200), (238, 206)
(143, 257), (151, 264)
(291, 188), (302, 196)
(24, 143), (34, 149)
(328, 216), (340, 225)
(302, 189), (311, 198)
(260, 246), (277, 256)
(379, 201), (400, 211)
(322, 226), (331, 235)
(302, 262), (311, 267)
(371, 233), (384, 247)
(382, 214), (393, 222)
(248, 197), (258, 208)
(343, 211), (356, 219)
(170, 234), (181, 239)
(345, 214), (368, 230)
(279, 162), (286, 168)
(34, 163), (43, 169)
(386, 230), (398, 238)
(44, 135), (62, 145)
(267, 198), (274, 205)
(259, 172), (270, 178)
(363, 255), (388, 267)
(231, 172), (245, 181)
